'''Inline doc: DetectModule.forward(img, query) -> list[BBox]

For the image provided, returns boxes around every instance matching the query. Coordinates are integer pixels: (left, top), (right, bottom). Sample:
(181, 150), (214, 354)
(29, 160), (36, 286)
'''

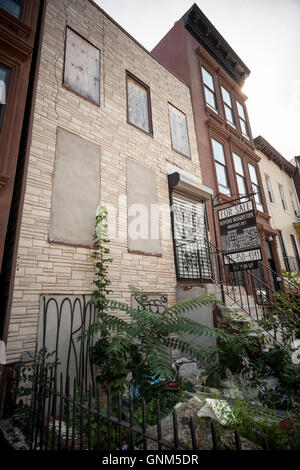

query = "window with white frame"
(279, 185), (288, 212)
(233, 152), (247, 197)
(211, 138), (231, 195)
(236, 100), (250, 139)
(248, 163), (264, 212)
(221, 86), (236, 128)
(201, 67), (218, 113)
(265, 175), (275, 203)
(291, 193), (299, 217)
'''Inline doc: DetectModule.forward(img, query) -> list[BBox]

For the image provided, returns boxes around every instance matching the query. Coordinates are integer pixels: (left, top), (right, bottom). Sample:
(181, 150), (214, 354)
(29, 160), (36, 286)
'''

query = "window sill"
(127, 120), (153, 138)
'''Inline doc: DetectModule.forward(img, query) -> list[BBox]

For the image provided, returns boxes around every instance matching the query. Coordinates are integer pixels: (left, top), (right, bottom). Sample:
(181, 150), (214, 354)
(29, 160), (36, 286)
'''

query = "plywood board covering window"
(64, 28), (100, 105)
(127, 73), (152, 134)
(49, 127), (101, 246)
(168, 103), (191, 158)
(127, 159), (160, 255)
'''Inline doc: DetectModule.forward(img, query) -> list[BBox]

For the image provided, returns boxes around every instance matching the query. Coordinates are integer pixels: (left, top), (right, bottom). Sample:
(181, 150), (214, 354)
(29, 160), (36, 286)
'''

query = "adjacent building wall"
(257, 148), (300, 271)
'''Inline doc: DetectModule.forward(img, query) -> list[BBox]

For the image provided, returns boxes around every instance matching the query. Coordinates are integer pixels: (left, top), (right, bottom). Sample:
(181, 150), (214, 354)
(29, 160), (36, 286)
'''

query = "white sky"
(94, 0), (300, 161)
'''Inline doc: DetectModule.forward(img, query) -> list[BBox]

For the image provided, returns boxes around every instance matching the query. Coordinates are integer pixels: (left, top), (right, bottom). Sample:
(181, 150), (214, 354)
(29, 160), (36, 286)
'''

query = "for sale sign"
(218, 200), (262, 271)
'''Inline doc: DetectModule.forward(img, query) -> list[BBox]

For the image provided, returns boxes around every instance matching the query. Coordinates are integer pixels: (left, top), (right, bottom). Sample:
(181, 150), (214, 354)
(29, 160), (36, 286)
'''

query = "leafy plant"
(258, 270), (300, 347)
(82, 207), (232, 396)
(12, 348), (59, 433)
(202, 317), (262, 381)
(226, 394), (300, 450)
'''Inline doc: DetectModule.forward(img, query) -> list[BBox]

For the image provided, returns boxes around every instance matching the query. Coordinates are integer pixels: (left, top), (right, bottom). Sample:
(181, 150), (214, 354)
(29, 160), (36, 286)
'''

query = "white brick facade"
(6, 0), (205, 363)
(257, 149), (300, 271)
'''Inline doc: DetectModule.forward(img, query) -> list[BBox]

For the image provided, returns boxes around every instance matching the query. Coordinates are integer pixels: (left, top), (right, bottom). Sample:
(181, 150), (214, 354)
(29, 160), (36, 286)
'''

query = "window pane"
(204, 88), (217, 111)
(237, 101), (245, 119)
(127, 75), (150, 133)
(202, 67), (214, 90)
(279, 186), (288, 211)
(254, 192), (263, 212)
(168, 103), (191, 157)
(237, 175), (247, 196)
(221, 86), (231, 106)
(0, 62), (11, 132)
(291, 194), (298, 215)
(240, 119), (249, 137)
(248, 163), (258, 185)
(0, 0), (23, 18)
(266, 176), (275, 203)
(233, 153), (244, 176)
(212, 138), (225, 164)
(216, 163), (230, 194)
(215, 162), (228, 187)
(224, 105), (235, 126)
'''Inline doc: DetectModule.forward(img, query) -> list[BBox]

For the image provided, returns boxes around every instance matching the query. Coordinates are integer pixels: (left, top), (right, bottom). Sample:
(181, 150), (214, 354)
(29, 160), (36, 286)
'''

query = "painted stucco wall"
(257, 149), (300, 270)
(6, 0), (204, 363)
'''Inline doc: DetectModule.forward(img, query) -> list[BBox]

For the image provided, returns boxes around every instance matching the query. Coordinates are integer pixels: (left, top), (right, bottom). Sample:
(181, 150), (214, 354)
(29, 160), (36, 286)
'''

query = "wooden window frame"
(168, 102), (191, 159)
(126, 70), (153, 137)
(62, 26), (101, 107)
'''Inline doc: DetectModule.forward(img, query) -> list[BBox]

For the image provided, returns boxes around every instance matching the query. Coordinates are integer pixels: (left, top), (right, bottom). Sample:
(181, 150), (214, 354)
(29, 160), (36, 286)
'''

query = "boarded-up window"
(49, 127), (101, 246)
(127, 73), (152, 134)
(127, 159), (161, 255)
(64, 28), (100, 105)
(168, 103), (191, 157)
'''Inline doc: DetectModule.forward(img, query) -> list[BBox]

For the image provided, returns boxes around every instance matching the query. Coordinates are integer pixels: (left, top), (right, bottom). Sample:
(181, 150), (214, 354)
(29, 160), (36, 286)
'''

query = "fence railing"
(207, 238), (300, 344)
(175, 237), (300, 344)
(29, 365), (249, 451)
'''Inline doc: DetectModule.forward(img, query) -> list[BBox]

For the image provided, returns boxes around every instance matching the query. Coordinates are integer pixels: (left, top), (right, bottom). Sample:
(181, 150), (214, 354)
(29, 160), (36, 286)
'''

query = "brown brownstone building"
(151, 3), (281, 286)
(0, 0), (45, 408)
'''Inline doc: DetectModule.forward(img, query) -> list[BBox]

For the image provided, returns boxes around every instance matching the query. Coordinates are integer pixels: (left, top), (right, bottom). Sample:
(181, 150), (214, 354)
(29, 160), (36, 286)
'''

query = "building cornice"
(183, 3), (250, 87)
(254, 135), (296, 177)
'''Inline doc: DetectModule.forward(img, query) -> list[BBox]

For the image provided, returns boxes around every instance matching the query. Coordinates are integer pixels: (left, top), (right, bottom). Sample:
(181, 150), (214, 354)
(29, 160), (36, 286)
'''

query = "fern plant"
(82, 207), (232, 395)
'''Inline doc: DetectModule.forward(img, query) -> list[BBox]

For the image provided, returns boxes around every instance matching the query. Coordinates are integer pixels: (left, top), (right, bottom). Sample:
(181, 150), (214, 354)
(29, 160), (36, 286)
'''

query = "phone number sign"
(218, 200), (262, 271)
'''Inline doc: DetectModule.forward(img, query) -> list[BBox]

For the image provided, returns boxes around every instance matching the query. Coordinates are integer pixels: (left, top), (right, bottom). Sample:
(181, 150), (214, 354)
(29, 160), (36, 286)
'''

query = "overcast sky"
(94, 0), (300, 161)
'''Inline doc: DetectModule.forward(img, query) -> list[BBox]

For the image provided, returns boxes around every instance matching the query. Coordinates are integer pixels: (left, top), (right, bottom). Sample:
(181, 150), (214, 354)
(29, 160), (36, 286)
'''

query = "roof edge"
(254, 135), (296, 177)
(183, 3), (250, 87)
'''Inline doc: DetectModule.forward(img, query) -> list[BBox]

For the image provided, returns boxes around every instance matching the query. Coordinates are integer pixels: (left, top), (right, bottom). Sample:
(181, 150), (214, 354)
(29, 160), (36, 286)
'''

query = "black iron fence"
(29, 365), (248, 451)
(207, 238), (300, 343)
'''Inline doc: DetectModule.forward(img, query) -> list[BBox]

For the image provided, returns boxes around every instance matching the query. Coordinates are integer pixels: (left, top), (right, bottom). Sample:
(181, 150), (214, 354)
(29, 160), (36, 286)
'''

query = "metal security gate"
(172, 195), (213, 280)
(37, 295), (97, 394)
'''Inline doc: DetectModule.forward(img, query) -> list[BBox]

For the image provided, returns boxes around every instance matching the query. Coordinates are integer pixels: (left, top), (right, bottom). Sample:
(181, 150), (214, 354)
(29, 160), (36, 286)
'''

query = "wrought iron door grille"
(172, 196), (213, 280)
